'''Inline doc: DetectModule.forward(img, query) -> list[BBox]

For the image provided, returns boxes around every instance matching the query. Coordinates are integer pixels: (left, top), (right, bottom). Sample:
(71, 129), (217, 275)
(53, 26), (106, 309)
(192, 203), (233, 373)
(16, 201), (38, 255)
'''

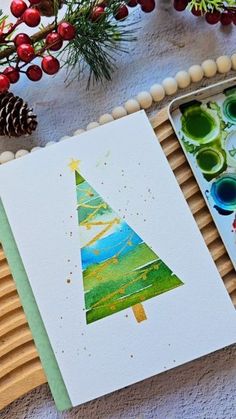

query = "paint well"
(181, 106), (219, 144)
(196, 148), (224, 175)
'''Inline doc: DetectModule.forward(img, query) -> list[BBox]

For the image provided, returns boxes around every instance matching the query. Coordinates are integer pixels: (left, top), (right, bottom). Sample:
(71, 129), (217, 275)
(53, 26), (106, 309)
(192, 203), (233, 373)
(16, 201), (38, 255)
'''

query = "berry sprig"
(173, 0), (236, 26)
(0, 1), (78, 93)
(91, 0), (156, 22)
(0, 0), (156, 95)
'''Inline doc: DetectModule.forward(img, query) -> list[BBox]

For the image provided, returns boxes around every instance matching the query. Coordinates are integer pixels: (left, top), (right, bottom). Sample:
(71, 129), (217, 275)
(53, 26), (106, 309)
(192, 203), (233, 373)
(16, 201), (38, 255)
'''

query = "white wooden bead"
(175, 71), (191, 89)
(136, 91), (153, 109)
(59, 135), (71, 142)
(231, 53), (236, 70)
(124, 99), (140, 114)
(150, 84), (165, 102)
(0, 151), (15, 164)
(45, 141), (56, 146)
(162, 77), (178, 96)
(112, 106), (127, 119)
(188, 65), (204, 83)
(99, 113), (114, 125)
(87, 121), (99, 130)
(31, 146), (42, 152)
(201, 59), (217, 78)
(15, 149), (29, 159)
(73, 128), (85, 136)
(216, 55), (232, 74)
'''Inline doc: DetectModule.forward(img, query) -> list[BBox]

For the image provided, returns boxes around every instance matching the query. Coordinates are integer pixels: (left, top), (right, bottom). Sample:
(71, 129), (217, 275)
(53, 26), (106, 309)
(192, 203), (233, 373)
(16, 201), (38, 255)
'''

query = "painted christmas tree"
(70, 159), (184, 324)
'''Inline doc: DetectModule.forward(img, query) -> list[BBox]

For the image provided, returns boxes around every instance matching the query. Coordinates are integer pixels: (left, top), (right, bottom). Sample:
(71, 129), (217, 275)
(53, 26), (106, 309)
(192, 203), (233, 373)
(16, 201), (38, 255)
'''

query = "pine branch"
(188, 0), (236, 12)
(60, 0), (137, 84)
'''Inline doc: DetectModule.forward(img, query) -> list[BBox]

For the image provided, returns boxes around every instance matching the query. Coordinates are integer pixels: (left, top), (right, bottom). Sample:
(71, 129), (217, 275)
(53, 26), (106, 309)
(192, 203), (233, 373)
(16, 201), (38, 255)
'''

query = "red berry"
(90, 6), (105, 21)
(14, 33), (31, 47)
(46, 32), (63, 51)
(127, 0), (138, 7)
(173, 0), (189, 12)
(220, 12), (232, 25)
(141, 0), (155, 13)
(191, 6), (202, 16)
(29, 0), (41, 4)
(10, 0), (27, 18)
(57, 22), (76, 41)
(0, 74), (10, 94)
(115, 5), (129, 20)
(23, 8), (41, 27)
(205, 10), (221, 24)
(17, 43), (35, 62)
(26, 65), (43, 81)
(41, 56), (60, 75)
(3, 67), (20, 84)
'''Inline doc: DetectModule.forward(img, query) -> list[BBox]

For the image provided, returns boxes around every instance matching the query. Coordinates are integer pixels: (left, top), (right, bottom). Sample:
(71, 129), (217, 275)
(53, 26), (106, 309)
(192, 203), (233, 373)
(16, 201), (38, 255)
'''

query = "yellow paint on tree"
(68, 159), (80, 172)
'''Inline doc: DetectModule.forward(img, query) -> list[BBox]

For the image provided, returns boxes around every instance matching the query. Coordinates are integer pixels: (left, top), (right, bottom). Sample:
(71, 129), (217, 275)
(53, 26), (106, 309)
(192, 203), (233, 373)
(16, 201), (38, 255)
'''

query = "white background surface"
(1, 0), (236, 417)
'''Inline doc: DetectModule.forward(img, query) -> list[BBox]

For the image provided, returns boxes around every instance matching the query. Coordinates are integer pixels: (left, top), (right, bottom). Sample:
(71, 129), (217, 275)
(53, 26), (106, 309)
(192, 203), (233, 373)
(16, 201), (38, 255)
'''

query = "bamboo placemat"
(0, 108), (235, 410)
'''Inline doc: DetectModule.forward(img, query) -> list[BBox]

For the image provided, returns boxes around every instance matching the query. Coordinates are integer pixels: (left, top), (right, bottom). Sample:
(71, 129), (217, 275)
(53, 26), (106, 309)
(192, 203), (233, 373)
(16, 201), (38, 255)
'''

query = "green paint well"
(181, 106), (219, 144)
(196, 148), (224, 175)
(223, 97), (236, 123)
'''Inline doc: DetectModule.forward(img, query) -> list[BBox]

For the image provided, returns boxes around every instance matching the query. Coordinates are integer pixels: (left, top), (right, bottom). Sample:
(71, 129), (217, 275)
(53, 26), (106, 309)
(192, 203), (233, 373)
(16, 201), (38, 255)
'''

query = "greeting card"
(0, 111), (235, 410)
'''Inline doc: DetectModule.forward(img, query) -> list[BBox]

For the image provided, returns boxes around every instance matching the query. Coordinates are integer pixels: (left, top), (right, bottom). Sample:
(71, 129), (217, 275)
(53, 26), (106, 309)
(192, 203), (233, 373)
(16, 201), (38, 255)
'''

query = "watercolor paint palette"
(169, 78), (236, 270)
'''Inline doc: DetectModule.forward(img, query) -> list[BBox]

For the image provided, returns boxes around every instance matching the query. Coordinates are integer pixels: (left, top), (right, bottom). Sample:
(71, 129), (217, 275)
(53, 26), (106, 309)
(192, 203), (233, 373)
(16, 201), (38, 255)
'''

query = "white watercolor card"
(0, 111), (235, 409)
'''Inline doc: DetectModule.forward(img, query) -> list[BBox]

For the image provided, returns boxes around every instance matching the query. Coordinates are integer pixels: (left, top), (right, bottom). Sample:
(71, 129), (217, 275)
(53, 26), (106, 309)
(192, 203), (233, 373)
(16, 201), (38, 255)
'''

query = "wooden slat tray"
(0, 108), (236, 411)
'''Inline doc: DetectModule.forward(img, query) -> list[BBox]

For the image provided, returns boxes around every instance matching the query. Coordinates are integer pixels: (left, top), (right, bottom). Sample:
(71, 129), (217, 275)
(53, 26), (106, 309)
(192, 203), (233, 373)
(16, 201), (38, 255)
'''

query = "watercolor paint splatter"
(172, 85), (236, 269)
(73, 166), (183, 324)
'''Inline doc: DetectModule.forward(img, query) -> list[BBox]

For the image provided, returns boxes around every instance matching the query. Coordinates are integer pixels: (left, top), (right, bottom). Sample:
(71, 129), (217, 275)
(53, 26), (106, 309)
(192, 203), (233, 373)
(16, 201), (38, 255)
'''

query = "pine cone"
(0, 93), (37, 137)
(37, 0), (64, 17)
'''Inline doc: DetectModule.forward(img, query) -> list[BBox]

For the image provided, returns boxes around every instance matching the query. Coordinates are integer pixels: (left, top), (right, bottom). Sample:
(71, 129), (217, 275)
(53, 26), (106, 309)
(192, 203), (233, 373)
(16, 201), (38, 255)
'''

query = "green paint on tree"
(73, 167), (184, 324)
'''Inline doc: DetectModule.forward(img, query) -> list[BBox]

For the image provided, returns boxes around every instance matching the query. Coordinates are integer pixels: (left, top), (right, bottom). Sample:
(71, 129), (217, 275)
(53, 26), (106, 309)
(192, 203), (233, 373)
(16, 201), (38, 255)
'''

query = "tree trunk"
(132, 303), (147, 323)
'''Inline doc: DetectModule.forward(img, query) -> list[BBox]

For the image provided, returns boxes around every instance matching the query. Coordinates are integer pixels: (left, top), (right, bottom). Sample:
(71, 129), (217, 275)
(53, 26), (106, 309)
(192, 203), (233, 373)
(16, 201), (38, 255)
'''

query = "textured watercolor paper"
(0, 111), (235, 408)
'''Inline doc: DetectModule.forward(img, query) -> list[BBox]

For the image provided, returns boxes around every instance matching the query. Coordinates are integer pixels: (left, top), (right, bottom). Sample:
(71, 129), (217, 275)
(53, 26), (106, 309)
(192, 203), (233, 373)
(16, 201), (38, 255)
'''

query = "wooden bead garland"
(15, 149), (29, 158)
(201, 59), (217, 78)
(232, 54), (236, 71)
(1, 53), (236, 163)
(31, 146), (41, 152)
(175, 71), (191, 89)
(136, 91), (153, 109)
(112, 106), (127, 119)
(124, 99), (140, 114)
(216, 56), (232, 74)
(150, 84), (165, 102)
(0, 151), (15, 164)
(59, 135), (71, 141)
(73, 128), (85, 135)
(162, 77), (178, 95)
(99, 113), (114, 124)
(86, 121), (100, 130)
(188, 65), (204, 83)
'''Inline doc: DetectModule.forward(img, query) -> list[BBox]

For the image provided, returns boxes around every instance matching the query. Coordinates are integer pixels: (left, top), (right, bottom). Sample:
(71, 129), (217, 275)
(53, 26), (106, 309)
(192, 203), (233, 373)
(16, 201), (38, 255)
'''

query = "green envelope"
(0, 200), (72, 411)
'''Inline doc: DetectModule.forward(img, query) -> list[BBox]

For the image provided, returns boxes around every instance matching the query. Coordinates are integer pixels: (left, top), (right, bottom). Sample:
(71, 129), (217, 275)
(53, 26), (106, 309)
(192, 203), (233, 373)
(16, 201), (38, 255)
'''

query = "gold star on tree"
(68, 159), (80, 172)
